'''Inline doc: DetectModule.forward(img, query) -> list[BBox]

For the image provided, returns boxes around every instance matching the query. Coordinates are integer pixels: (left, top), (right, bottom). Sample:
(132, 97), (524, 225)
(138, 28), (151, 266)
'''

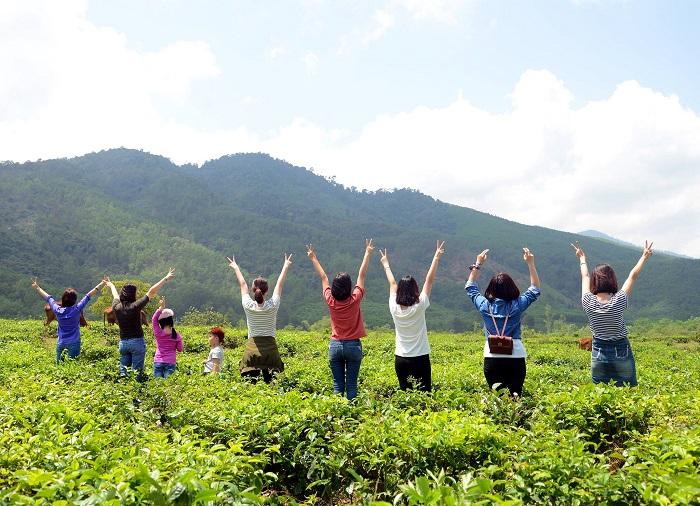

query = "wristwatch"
(469, 263), (480, 271)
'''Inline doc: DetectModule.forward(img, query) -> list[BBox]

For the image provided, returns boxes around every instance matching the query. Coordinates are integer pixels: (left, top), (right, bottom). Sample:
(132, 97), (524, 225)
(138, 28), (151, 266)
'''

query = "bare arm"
(571, 242), (590, 295)
(379, 249), (398, 294)
(273, 253), (293, 298)
(621, 240), (653, 296)
(31, 278), (50, 300)
(227, 256), (249, 297)
(211, 358), (221, 374)
(522, 247), (540, 288)
(467, 249), (489, 284)
(306, 244), (330, 291)
(104, 275), (119, 300)
(423, 240), (445, 297)
(146, 268), (176, 299)
(86, 279), (105, 298)
(356, 239), (375, 290)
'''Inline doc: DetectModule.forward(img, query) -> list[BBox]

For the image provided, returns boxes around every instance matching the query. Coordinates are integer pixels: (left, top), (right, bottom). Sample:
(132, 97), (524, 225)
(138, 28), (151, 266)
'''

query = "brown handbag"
(487, 307), (513, 355)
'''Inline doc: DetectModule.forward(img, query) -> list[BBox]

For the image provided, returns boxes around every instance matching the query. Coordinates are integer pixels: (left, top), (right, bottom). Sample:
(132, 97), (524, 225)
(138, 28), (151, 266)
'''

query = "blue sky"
(2, 0), (700, 256)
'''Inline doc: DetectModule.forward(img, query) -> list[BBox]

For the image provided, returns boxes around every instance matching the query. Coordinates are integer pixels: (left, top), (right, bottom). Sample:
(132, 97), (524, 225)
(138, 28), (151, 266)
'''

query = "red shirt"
(324, 286), (367, 340)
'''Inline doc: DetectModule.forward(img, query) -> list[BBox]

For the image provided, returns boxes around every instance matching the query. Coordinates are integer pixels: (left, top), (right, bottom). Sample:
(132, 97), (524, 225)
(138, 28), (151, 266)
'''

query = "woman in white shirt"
(379, 241), (445, 392)
(227, 253), (292, 383)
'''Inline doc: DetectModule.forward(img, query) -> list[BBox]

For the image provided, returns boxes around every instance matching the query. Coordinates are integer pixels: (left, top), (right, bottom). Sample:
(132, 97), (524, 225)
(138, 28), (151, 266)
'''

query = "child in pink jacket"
(152, 297), (183, 378)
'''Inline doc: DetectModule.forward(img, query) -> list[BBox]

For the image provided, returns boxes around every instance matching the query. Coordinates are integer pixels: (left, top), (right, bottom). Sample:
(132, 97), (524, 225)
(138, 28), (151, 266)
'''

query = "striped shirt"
(582, 291), (629, 341)
(242, 294), (280, 337)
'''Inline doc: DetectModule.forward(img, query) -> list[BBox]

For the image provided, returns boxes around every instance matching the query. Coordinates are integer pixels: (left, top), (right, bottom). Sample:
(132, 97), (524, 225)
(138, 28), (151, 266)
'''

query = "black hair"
(590, 264), (619, 294)
(253, 277), (269, 304)
(331, 272), (353, 301)
(484, 272), (520, 302)
(396, 276), (420, 306)
(61, 289), (78, 307)
(119, 284), (137, 304)
(157, 316), (178, 339)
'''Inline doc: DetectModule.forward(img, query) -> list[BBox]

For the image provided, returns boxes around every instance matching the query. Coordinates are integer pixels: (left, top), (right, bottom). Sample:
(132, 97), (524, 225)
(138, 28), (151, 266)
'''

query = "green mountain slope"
(1, 148), (698, 329)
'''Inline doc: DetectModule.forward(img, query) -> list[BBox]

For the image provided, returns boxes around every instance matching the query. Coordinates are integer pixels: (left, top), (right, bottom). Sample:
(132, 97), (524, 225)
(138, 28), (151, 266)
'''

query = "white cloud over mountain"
(1, 0), (699, 257)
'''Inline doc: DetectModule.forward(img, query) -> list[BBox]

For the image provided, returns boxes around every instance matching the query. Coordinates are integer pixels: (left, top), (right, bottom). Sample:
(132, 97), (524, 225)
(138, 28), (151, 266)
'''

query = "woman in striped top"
(572, 240), (653, 387)
(228, 253), (293, 383)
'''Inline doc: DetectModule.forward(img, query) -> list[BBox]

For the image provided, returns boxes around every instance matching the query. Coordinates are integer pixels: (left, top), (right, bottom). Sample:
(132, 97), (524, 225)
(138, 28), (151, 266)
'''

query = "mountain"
(579, 230), (694, 259)
(1, 148), (698, 330)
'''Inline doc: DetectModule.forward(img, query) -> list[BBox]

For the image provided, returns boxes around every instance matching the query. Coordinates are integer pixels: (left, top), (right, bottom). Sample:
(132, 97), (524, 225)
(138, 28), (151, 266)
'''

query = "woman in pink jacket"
(152, 297), (183, 379)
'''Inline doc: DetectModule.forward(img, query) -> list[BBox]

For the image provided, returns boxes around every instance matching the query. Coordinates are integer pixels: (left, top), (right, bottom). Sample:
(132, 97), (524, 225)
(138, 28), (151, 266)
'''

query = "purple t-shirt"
(152, 308), (183, 364)
(46, 295), (90, 345)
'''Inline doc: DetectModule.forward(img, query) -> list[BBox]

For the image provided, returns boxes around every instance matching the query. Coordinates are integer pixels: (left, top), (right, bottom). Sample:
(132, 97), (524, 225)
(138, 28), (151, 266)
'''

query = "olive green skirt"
(239, 336), (284, 373)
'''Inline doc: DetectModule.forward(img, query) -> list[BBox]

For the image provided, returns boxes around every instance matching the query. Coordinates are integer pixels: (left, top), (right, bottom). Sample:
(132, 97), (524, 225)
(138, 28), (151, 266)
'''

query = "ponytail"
(252, 277), (268, 304)
(254, 288), (264, 304)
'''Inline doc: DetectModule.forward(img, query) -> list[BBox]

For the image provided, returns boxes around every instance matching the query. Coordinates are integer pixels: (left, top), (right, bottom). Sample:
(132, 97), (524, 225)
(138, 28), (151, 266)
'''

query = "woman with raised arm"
(104, 268), (175, 381)
(307, 239), (374, 400)
(465, 248), (541, 397)
(571, 240), (653, 387)
(31, 277), (105, 362)
(380, 241), (444, 392)
(228, 253), (292, 383)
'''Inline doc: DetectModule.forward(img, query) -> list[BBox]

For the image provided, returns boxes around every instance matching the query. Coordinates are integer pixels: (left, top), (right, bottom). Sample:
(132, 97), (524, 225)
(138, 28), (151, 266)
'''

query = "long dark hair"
(61, 288), (78, 307)
(484, 273), (520, 302)
(253, 277), (268, 304)
(119, 284), (137, 303)
(396, 276), (420, 306)
(331, 273), (352, 301)
(590, 264), (618, 294)
(158, 316), (178, 339)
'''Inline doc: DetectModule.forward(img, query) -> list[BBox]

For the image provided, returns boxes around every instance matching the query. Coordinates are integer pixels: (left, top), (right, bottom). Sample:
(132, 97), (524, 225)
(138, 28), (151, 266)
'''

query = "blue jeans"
(328, 339), (363, 399)
(153, 362), (176, 379)
(56, 340), (80, 362)
(591, 338), (638, 387)
(119, 337), (146, 380)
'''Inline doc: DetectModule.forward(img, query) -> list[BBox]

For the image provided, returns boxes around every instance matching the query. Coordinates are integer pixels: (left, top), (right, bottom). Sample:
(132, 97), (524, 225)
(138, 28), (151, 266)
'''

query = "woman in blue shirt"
(31, 277), (105, 362)
(465, 248), (541, 396)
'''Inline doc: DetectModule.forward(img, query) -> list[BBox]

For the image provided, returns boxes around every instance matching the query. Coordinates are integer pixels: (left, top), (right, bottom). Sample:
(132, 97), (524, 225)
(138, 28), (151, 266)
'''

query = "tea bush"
(1, 320), (699, 504)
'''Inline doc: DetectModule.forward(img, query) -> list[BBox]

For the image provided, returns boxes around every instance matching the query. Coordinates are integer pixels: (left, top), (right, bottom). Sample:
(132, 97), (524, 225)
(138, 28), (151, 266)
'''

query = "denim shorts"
(591, 338), (637, 387)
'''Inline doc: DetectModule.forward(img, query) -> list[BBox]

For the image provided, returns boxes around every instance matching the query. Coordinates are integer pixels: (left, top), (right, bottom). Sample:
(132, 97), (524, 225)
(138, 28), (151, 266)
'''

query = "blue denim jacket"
(465, 282), (541, 339)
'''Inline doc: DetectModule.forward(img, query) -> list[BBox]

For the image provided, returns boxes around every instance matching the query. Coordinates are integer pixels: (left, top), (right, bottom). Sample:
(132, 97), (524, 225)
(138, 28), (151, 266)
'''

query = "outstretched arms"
(306, 244), (330, 291)
(227, 256), (249, 297)
(31, 278), (50, 300)
(467, 249), (490, 284)
(104, 275), (119, 300)
(379, 249), (397, 294)
(522, 247), (540, 288)
(147, 268), (176, 299)
(423, 240), (445, 297)
(571, 241), (590, 296)
(357, 239), (375, 290)
(273, 254), (293, 298)
(86, 279), (105, 298)
(621, 240), (653, 296)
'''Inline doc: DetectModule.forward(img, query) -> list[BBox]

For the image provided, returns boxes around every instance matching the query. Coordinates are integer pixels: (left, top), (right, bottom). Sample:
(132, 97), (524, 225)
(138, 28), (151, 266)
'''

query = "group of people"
(30, 238), (654, 397)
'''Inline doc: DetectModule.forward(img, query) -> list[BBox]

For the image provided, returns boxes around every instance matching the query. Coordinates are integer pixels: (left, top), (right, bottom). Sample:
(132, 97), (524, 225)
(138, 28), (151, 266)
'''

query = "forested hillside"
(1, 148), (698, 330)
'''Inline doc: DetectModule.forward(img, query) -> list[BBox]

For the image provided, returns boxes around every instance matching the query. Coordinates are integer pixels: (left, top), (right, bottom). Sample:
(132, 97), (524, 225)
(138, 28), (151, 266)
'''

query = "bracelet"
(469, 264), (480, 271)
(580, 261), (587, 266)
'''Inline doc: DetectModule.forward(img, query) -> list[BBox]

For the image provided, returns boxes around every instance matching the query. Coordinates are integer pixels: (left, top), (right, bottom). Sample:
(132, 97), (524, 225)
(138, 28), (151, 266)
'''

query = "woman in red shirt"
(307, 239), (374, 399)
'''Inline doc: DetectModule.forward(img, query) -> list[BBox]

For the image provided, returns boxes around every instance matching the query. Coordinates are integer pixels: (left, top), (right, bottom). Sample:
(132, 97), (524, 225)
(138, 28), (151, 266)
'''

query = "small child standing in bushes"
(152, 297), (183, 379)
(203, 327), (225, 374)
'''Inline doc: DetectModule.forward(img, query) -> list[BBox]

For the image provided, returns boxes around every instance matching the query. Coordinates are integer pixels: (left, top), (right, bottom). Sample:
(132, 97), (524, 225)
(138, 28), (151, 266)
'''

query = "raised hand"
(306, 244), (316, 260)
(570, 241), (586, 259)
(476, 249), (489, 265)
(522, 247), (535, 264)
(642, 240), (654, 259)
(103, 275), (113, 286)
(159, 297), (166, 309)
(435, 240), (445, 259)
(226, 255), (239, 270)
(365, 238), (375, 255)
(379, 248), (389, 266)
(284, 253), (293, 267)
(31, 277), (39, 289)
(165, 267), (176, 281)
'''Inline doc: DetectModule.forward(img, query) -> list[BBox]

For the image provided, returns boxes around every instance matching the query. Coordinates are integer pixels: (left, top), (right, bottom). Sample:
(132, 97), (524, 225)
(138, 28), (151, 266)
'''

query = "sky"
(1, 0), (700, 257)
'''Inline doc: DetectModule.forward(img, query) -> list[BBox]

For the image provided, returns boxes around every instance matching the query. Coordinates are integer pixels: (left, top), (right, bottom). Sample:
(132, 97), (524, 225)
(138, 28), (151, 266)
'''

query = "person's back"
(242, 293), (280, 337)
(325, 286), (366, 340)
(113, 295), (149, 339)
(582, 291), (628, 341)
(49, 296), (90, 345)
(390, 293), (430, 357)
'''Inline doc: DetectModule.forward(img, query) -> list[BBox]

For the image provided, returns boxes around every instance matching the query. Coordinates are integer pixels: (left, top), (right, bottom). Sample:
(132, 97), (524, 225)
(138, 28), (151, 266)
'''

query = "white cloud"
(269, 46), (286, 60)
(363, 9), (395, 44)
(301, 52), (320, 75)
(2, 1), (700, 257)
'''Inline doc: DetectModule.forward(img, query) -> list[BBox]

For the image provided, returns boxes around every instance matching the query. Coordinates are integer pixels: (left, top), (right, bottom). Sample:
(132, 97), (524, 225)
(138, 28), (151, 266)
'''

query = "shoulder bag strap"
(487, 305), (510, 337)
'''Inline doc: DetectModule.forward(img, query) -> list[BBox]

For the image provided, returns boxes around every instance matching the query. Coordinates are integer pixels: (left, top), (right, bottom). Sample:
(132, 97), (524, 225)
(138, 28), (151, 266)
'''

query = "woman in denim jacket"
(572, 240), (653, 387)
(465, 248), (541, 396)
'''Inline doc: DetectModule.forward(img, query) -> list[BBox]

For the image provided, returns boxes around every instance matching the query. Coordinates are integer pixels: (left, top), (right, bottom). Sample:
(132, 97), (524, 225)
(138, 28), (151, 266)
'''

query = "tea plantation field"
(1, 319), (699, 505)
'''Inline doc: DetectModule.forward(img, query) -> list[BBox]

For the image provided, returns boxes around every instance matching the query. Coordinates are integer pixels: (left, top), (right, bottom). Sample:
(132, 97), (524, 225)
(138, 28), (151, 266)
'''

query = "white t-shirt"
(483, 339), (526, 359)
(204, 345), (224, 373)
(242, 294), (280, 337)
(390, 293), (431, 357)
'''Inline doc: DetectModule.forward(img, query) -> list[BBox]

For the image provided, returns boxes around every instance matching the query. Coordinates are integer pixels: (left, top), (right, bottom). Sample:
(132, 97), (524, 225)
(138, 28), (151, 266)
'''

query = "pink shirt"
(324, 286), (367, 340)
(152, 308), (184, 364)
